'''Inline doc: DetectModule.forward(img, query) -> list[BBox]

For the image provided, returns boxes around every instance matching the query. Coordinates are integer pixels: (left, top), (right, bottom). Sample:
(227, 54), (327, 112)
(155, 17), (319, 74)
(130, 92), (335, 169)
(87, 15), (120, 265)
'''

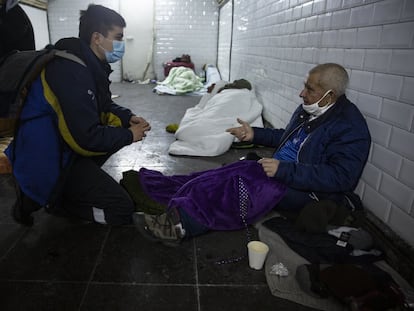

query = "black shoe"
(11, 179), (40, 226)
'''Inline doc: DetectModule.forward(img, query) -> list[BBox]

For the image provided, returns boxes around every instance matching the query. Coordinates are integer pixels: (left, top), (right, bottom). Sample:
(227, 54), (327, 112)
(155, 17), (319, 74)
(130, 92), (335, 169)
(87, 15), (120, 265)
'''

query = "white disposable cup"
(247, 241), (269, 270)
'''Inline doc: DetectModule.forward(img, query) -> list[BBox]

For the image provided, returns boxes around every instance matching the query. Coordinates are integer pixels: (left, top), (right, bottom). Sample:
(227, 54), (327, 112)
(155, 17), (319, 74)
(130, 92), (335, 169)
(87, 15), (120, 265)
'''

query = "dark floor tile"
(0, 224), (27, 259)
(0, 220), (107, 282)
(196, 230), (267, 285)
(0, 174), (17, 225)
(0, 280), (86, 311)
(81, 283), (198, 311)
(93, 226), (196, 284)
(199, 285), (317, 311)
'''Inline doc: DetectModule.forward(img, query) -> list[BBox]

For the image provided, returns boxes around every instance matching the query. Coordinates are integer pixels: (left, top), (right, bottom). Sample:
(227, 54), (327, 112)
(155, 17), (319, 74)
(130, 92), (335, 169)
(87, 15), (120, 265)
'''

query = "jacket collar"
(54, 37), (112, 80)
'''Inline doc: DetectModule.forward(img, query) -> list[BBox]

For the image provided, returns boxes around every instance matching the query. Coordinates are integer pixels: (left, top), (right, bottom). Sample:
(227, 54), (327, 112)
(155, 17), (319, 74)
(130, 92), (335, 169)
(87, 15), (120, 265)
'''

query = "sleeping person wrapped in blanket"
(168, 79), (263, 156)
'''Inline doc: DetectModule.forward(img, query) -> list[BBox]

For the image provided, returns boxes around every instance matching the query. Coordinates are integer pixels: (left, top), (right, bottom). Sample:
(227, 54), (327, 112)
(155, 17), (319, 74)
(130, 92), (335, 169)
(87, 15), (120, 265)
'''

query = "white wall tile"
(390, 49), (414, 76)
(381, 99), (414, 130)
(343, 49), (364, 69)
(349, 70), (373, 92)
(364, 49), (391, 72)
(371, 143), (402, 177)
(361, 162), (382, 190)
(305, 16), (318, 32)
(344, 0), (364, 8)
(301, 2), (313, 18)
(317, 12), (332, 30)
(402, 0), (414, 21)
(366, 118), (392, 145)
(331, 9), (351, 29)
(337, 29), (357, 48)
(326, 0), (342, 11)
(400, 77), (414, 105)
(371, 73), (402, 100)
(389, 205), (414, 246)
(217, 1), (232, 82)
(399, 159), (414, 189)
(350, 4), (374, 27)
(389, 127), (414, 161)
(321, 30), (338, 47)
(363, 184), (391, 222)
(312, 0), (326, 15)
(380, 173), (414, 212)
(372, 0), (403, 24)
(356, 26), (381, 48)
(381, 22), (414, 48)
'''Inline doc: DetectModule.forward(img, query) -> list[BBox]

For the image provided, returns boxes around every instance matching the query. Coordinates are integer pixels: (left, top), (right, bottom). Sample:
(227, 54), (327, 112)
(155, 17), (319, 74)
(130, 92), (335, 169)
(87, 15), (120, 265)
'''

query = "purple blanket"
(138, 160), (287, 230)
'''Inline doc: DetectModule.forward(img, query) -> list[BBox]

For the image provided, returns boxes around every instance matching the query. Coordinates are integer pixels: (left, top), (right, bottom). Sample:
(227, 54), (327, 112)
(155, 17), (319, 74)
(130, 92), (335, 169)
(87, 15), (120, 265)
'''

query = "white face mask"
(302, 89), (333, 117)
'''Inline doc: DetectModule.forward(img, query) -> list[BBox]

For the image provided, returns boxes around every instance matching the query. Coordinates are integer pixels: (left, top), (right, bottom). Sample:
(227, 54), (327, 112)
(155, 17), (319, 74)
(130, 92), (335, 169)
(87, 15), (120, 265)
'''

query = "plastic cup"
(247, 241), (269, 270)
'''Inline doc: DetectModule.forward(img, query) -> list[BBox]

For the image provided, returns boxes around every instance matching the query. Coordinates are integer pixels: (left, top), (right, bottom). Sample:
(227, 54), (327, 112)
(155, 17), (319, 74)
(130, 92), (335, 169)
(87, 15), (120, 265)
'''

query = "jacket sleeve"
(252, 127), (285, 147)
(274, 113), (371, 193)
(45, 59), (133, 155)
(100, 89), (134, 128)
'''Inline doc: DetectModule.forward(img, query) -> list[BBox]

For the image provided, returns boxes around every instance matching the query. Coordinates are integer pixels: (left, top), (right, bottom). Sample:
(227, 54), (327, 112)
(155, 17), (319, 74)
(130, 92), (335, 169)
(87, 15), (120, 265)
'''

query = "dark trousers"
(56, 156), (134, 225)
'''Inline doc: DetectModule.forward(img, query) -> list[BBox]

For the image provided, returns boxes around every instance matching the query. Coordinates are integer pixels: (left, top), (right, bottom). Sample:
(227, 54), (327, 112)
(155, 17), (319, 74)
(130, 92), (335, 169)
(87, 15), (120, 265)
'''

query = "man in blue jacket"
(7, 4), (150, 226)
(231, 63), (371, 211)
(134, 63), (371, 245)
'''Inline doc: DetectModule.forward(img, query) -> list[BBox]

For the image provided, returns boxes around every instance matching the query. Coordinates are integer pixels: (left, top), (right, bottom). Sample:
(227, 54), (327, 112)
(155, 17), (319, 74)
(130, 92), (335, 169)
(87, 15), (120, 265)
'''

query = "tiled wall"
(220, 0), (414, 247)
(153, 0), (219, 80)
(47, 0), (122, 82)
(217, 1), (232, 81)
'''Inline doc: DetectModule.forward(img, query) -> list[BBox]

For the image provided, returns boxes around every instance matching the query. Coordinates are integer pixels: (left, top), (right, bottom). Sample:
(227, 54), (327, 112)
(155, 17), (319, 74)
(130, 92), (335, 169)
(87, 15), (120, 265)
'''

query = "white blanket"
(168, 85), (263, 156)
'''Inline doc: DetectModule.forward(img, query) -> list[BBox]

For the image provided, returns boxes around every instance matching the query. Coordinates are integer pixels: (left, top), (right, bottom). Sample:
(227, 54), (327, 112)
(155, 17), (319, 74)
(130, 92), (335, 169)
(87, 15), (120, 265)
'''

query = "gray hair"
(309, 63), (349, 96)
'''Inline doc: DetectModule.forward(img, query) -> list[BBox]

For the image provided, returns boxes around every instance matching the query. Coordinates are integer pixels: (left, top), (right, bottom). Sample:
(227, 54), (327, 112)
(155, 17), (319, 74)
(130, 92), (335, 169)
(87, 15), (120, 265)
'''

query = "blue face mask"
(100, 36), (125, 63)
(105, 40), (125, 63)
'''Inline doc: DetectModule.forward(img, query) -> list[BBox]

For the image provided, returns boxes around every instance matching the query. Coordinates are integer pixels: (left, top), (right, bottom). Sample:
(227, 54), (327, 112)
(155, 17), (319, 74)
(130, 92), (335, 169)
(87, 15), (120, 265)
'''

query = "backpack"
(0, 47), (85, 137)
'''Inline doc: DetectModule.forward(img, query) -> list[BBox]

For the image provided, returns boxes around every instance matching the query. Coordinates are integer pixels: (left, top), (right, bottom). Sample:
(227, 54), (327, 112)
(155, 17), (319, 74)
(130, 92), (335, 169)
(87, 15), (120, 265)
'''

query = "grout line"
(77, 225), (111, 310)
(0, 279), (268, 288)
(0, 226), (29, 263)
(193, 238), (201, 311)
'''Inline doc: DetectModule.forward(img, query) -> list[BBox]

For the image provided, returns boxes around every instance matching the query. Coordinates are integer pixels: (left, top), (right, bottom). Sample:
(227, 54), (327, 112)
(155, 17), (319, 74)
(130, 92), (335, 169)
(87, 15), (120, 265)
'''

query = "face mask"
(302, 89), (332, 117)
(99, 36), (125, 63)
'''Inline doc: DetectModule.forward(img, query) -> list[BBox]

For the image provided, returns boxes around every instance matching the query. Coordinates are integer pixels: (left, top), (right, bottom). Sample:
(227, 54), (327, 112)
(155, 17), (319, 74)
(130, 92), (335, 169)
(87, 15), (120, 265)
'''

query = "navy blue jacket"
(252, 95), (371, 210)
(6, 38), (134, 205)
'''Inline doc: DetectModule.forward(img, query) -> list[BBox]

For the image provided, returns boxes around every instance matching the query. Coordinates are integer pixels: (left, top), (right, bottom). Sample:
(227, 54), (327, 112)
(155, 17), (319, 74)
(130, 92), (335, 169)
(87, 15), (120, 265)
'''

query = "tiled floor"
(0, 83), (317, 310)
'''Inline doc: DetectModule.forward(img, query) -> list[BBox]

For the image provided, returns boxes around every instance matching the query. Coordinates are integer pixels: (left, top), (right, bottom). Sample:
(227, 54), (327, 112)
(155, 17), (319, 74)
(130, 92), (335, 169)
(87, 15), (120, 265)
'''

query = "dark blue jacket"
(252, 95), (371, 210)
(6, 38), (134, 205)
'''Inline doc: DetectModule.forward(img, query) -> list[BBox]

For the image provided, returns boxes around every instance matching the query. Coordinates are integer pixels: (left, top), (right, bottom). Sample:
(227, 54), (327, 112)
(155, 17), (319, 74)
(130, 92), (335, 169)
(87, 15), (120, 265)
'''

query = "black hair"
(79, 4), (126, 44)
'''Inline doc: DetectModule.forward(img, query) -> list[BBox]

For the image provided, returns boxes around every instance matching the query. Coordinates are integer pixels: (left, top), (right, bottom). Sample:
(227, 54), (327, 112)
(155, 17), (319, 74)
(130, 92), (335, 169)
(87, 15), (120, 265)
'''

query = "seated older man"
(135, 63), (371, 246)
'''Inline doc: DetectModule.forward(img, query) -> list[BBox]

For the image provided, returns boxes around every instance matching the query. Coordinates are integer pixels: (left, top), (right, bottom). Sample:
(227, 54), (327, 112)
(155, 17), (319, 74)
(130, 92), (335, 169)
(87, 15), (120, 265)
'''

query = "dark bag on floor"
(320, 264), (407, 310)
(297, 263), (407, 310)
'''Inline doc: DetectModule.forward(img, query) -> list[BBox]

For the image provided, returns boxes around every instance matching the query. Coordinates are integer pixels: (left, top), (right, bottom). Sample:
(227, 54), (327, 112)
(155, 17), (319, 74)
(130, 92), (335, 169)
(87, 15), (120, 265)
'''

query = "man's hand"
(226, 118), (254, 142)
(129, 116), (151, 142)
(258, 157), (280, 177)
(130, 115), (150, 128)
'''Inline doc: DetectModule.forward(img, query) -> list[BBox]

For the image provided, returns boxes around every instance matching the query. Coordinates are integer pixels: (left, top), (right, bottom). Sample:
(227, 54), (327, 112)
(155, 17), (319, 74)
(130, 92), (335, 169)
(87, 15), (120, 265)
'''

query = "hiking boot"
(133, 208), (185, 247)
(11, 178), (41, 226)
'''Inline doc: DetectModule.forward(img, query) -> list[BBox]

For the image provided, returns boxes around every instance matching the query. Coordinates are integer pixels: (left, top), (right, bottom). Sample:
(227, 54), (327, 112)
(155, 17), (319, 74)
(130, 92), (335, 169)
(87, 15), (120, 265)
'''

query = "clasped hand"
(226, 118), (280, 177)
(129, 116), (151, 142)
